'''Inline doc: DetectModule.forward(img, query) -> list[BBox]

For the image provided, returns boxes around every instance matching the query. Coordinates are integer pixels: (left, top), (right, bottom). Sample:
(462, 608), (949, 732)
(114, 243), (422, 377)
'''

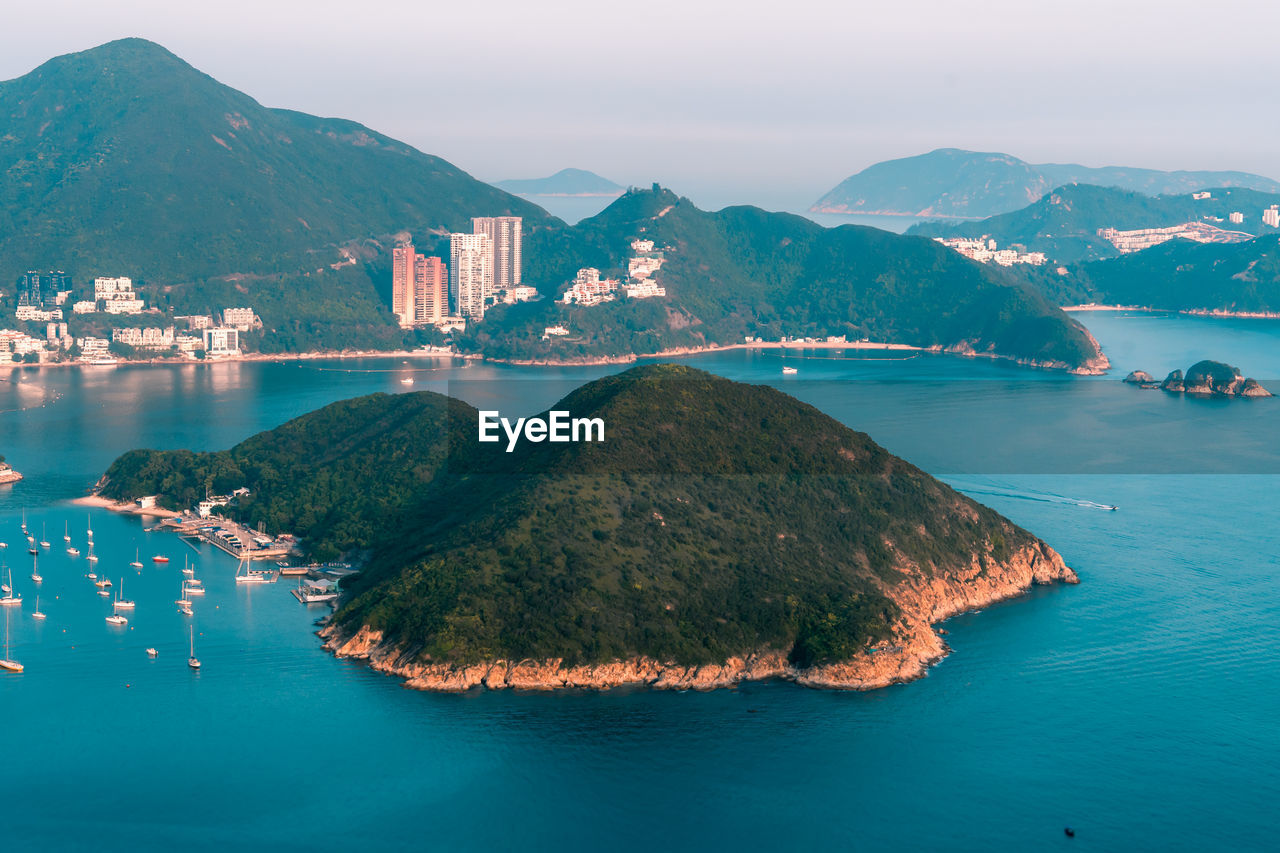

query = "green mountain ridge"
(908, 184), (1280, 264)
(813, 148), (1280, 220)
(463, 187), (1106, 370)
(96, 364), (1073, 671)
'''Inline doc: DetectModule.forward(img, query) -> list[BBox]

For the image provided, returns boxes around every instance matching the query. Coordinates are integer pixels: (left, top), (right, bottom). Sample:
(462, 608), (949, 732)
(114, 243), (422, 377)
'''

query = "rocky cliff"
(1134, 361), (1272, 397)
(321, 541), (1078, 693)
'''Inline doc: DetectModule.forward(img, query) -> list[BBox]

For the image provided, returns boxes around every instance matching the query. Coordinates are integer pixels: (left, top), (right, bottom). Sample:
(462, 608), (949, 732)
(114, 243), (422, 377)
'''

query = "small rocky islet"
(1124, 360), (1271, 398)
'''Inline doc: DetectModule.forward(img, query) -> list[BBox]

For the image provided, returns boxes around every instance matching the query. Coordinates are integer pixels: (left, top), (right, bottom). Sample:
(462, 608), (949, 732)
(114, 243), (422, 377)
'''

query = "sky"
(2, 0), (1278, 212)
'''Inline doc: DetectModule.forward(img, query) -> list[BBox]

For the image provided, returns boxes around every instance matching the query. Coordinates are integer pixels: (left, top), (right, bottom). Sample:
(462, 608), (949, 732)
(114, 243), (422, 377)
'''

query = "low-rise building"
(543, 325), (570, 339)
(72, 300), (97, 314)
(203, 327), (241, 356)
(222, 307), (259, 331)
(934, 236), (1047, 265)
(176, 314), (215, 330)
(112, 326), (175, 348)
(103, 298), (145, 315)
(624, 281), (667, 299)
(504, 285), (541, 303)
(15, 305), (63, 322)
(561, 268), (620, 306)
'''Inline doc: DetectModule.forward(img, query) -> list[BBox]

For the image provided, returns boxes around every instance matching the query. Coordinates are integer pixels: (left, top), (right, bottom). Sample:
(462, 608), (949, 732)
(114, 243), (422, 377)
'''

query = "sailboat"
(86, 515), (94, 543)
(182, 556), (195, 578)
(234, 556), (268, 584)
(30, 553), (41, 584)
(67, 543), (81, 557)
(32, 594), (46, 620)
(188, 626), (200, 669)
(63, 521), (70, 543)
(39, 524), (49, 549)
(0, 604), (21, 672)
(94, 573), (112, 589)
(86, 542), (99, 564)
(114, 578), (135, 610)
(20, 508), (27, 534)
(175, 579), (192, 609)
(0, 566), (20, 606)
(105, 612), (127, 626)
(130, 549), (144, 570)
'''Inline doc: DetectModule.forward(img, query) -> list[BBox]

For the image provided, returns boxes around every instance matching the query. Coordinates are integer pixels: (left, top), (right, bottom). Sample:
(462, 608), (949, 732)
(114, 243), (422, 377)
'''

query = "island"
(96, 364), (1079, 692)
(1124, 360), (1271, 397)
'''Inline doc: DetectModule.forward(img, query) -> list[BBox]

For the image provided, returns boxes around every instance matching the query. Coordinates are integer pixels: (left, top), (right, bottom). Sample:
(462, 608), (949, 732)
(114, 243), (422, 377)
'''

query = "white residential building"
(72, 300), (97, 314)
(450, 233), (493, 319)
(504, 285), (540, 303)
(15, 305), (63, 322)
(222, 307), (259, 330)
(175, 334), (203, 354)
(542, 325), (570, 339)
(176, 314), (215, 330)
(561, 268), (619, 306)
(102, 298), (144, 315)
(203, 327), (241, 356)
(934, 236), (1047, 265)
(1192, 191), (1211, 200)
(1264, 207), (1280, 228)
(76, 337), (111, 358)
(1097, 222), (1255, 253)
(631, 239), (655, 253)
(94, 276), (134, 300)
(112, 326), (175, 348)
(472, 216), (522, 293)
(1230, 211), (1245, 224)
(624, 281), (667, 299)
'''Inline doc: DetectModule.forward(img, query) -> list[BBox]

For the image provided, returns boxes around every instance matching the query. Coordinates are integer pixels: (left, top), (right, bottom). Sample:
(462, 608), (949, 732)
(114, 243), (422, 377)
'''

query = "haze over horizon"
(3, 0), (1279, 212)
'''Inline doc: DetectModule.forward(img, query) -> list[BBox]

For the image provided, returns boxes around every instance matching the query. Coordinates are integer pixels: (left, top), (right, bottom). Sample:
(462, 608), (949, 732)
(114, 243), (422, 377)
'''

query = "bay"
(1, 313), (1278, 851)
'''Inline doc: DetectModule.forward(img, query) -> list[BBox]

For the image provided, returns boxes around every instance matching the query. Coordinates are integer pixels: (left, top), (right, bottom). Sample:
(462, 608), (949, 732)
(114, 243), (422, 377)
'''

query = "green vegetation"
(0, 38), (546, 351)
(99, 364), (1051, 667)
(909, 184), (1280, 264)
(813, 147), (1280, 220)
(464, 187), (1102, 368)
(1062, 235), (1280, 312)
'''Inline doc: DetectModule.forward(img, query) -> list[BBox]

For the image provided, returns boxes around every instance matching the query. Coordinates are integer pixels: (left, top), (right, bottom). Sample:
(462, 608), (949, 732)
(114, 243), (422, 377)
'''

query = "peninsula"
(97, 364), (1080, 691)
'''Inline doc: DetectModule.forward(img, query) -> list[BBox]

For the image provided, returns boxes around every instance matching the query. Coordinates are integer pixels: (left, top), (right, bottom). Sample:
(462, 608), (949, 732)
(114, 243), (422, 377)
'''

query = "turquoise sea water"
(2, 314), (1279, 851)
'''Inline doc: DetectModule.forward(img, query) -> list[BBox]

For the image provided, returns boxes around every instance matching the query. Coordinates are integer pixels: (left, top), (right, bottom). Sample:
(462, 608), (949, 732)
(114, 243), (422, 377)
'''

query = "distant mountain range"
(908, 184), (1280, 264)
(812, 148), (1280, 220)
(494, 168), (625, 197)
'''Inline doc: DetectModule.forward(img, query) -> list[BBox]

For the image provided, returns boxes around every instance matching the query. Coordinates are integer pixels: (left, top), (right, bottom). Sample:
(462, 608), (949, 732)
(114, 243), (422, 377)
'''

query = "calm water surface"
(2, 315), (1279, 851)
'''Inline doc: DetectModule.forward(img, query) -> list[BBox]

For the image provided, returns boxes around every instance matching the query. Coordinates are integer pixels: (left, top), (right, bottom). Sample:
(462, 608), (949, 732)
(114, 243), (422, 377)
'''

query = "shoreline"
(321, 541), (1078, 693)
(1064, 304), (1280, 319)
(0, 348), (479, 373)
(71, 494), (183, 518)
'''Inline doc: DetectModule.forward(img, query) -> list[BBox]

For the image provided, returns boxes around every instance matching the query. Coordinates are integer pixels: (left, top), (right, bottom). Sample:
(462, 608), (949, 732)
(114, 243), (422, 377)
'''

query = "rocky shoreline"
(1124, 360), (1271, 398)
(320, 541), (1078, 693)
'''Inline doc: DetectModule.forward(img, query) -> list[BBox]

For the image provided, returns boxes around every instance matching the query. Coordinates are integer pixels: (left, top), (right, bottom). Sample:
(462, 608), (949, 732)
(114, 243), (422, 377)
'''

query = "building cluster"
(559, 239), (668, 308)
(1264, 206), (1280, 228)
(393, 216), (528, 328)
(1096, 221), (1254, 253)
(934, 237), (1047, 266)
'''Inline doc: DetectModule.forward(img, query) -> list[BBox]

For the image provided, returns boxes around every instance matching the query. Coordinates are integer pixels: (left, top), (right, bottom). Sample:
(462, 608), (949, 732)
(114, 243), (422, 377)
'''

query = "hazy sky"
(3, 0), (1278, 211)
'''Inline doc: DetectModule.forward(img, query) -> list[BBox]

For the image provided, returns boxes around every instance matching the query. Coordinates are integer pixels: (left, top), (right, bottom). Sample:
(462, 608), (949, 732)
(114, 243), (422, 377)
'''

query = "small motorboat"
(400, 377), (415, 386)
(146, 648), (158, 657)
(782, 366), (798, 375)
(105, 614), (127, 626)
(153, 555), (170, 564)
(66, 547), (80, 557)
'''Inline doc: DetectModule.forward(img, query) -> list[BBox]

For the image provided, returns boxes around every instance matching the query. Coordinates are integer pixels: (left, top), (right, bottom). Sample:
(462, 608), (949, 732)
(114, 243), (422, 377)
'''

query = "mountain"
(461, 186), (1109, 372)
(1062, 234), (1280, 313)
(95, 365), (1078, 691)
(0, 38), (549, 349)
(494, 168), (625, 197)
(812, 148), (1280, 220)
(907, 184), (1280, 264)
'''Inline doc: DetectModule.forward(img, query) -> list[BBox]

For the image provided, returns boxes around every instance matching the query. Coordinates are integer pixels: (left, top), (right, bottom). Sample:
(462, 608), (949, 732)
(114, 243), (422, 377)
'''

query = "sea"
(1, 309), (1278, 852)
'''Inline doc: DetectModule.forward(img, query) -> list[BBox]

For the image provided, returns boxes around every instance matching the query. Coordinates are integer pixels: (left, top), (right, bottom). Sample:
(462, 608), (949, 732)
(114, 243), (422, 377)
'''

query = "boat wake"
(952, 481), (1118, 511)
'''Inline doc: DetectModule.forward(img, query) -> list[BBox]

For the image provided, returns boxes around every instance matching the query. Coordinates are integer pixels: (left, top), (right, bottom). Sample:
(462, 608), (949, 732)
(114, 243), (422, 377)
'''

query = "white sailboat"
(234, 556), (269, 584)
(0, 566), (20, 607)
(182, 556), (194, 578)
(39, 524), (49, 549)
(130, 549), (143, 570)
(0, 604), (21, 672)
(188, 626), (200, 669)
(30, 553), (41, 584)
(86, 542), (99, 564)
(176, 579), (192, 609)
(86, 515), (94, 543)
(114, 578), (135, 610)
(32, 594), (45, 620)
(63, 521), (70, 543)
